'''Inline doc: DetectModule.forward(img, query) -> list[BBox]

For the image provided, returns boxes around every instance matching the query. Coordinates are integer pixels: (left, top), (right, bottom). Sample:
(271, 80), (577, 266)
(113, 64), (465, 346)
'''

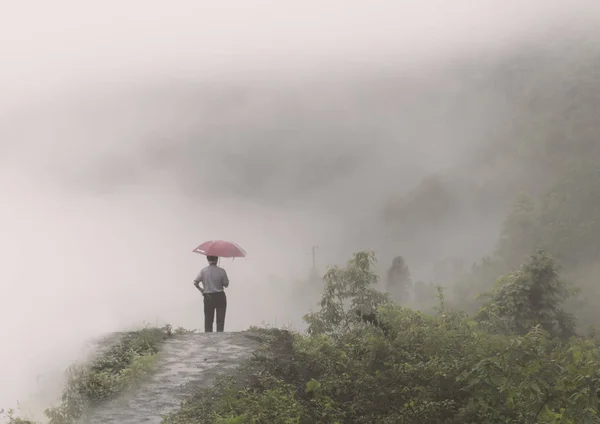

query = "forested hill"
(5, 29), (600, 424)
(382, 27), (600, 281)
(3, 27), (598, 277)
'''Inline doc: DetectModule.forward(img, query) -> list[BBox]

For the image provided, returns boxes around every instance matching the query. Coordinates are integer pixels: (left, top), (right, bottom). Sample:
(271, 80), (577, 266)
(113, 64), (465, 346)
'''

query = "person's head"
(207, 255), (218, 265)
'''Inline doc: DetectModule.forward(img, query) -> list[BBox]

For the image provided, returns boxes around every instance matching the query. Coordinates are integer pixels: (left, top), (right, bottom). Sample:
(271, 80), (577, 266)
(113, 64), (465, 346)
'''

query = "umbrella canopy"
(192, 240), (247, 258)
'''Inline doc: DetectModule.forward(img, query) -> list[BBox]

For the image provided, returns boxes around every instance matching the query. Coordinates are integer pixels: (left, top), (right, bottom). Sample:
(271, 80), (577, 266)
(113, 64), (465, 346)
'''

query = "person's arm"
(222, 270), (229, 288)
(194, 270), (204, 293)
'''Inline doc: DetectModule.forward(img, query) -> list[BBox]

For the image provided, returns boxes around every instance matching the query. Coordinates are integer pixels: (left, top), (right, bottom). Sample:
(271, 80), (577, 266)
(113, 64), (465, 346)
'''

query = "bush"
(9, 250), (600, 423)
(303, 251), (389, 336)
(165, 251), (600, 424)
(476, 250), (576, 338)
(5, 325), (181, 424)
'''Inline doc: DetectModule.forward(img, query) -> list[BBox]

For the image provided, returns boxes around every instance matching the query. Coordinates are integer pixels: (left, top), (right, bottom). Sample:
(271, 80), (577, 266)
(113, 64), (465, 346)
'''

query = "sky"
(1, 0), (600, 419)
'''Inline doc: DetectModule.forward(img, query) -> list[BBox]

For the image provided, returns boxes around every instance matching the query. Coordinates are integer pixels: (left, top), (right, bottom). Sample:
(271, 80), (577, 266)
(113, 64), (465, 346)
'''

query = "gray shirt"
(194, 264), (229, 294)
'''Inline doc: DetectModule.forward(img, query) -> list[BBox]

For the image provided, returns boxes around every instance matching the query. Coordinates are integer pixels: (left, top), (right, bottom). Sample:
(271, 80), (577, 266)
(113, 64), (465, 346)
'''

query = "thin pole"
(311, 245), (319, 270)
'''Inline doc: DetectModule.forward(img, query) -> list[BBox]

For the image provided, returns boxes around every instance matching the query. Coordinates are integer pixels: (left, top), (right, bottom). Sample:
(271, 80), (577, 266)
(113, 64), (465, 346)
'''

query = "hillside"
(81, 332), (257, 424)
(3, 19), (600, 424)
(7, 250), (600, 423)
(2, 28), (599, 277)
(381, 29), (600, 279)
(3, 329), (260, 424)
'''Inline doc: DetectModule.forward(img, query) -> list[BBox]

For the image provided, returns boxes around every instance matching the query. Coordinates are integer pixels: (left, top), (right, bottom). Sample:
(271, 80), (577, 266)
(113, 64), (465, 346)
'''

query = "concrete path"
(80, 332), (258, 424)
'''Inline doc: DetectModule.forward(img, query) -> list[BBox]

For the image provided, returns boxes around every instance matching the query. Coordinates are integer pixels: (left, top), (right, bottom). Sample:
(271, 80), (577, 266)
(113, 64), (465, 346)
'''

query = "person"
(193, 255), (229, 332)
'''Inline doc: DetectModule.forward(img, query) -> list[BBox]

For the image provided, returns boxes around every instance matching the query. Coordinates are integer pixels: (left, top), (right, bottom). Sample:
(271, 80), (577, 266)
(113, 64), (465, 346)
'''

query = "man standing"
(193, 255), (229, 332)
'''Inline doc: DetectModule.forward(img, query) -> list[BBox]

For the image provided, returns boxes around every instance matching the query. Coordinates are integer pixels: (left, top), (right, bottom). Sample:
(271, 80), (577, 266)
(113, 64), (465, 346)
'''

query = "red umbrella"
(192, 240), (247, 258)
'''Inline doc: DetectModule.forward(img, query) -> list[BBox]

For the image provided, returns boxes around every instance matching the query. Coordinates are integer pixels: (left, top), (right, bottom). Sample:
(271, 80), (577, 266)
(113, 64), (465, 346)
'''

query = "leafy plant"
(4, 325), (178, 424)
(476, 250), (576, 338)
(45, 326), (175, 424)
(303, 251), (389, 335)
(10, 248), (600, 424)
(459, 327), (600, 423)
(165, 249), (600, 423)
(1, 408), (36, 424)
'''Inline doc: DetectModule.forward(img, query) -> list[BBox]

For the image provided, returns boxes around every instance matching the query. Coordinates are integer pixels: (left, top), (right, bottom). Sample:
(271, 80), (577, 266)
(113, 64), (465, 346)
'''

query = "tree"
(386, 255), (412, 304)
(303, 251), (389, 335)
(538, 161), (600, 269)
(476, 250), (576, 339)
(496, 192), (542, 269)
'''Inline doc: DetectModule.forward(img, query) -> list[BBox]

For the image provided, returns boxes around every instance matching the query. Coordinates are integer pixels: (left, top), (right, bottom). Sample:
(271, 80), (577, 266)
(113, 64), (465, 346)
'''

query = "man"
(193, 255), (229, 332)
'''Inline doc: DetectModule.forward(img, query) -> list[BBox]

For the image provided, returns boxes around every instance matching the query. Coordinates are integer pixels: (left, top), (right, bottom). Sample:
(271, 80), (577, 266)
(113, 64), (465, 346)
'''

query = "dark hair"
(207, 255), (218, 264)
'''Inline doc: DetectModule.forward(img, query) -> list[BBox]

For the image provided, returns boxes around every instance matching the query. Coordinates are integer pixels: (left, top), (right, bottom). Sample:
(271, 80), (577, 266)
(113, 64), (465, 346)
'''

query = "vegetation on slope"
(163, 251), (600, 424)
(2, 325), (192, 424)
(447, 157), (600, 332)
(381, 35), (600, 298)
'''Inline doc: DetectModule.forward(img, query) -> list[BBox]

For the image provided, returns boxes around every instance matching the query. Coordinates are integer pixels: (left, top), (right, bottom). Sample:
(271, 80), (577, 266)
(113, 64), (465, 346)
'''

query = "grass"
(3, 324), (194, 424)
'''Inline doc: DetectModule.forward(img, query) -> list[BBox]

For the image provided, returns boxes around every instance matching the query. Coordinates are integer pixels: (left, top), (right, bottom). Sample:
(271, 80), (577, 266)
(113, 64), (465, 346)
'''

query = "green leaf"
(305, 378), (321, 394)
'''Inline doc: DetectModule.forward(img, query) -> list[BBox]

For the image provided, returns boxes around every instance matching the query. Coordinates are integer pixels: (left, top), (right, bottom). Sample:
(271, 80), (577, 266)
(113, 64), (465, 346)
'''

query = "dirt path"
(80, 332), (259, 424)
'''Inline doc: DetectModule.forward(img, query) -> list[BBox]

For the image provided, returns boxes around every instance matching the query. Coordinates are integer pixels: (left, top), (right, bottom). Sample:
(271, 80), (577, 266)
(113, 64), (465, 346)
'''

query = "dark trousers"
(203, 291), (227, 332)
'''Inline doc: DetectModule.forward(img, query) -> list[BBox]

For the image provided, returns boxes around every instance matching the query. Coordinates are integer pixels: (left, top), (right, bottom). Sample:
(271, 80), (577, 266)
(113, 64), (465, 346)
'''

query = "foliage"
(385, 255), (412, 304)
(412, 279), (438, 310)
(496, 192), (542, 269)
(450, 256), (508, 313)
(383, 175), (458, 232)
(496, 163), (600, 273)
(1, 409), (36, 424)
(46, 325), (186, 424)
(165, 305), (491, 423)
(162, 328), (303, 424)
(459, 327), (600, 423)
(5, 325), (182, 424)
(303, 251), (389, 336)
(476, 251), (577, 339)
(537, 162), (600, 269)
(163, 374), (304, 424)
(10, 40), (600, 424)
(563, 261), (600, 334)
(165, 250), (600, 423)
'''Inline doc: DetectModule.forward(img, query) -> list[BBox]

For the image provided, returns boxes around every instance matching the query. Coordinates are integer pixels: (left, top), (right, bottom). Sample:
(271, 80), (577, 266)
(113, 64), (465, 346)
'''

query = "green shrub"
(476, 250), (576, 338)
(44, 326), (175, 424)
(5, 325), (179, 424)
(166, 251), (600, 424)
(303, 251), (390, 336)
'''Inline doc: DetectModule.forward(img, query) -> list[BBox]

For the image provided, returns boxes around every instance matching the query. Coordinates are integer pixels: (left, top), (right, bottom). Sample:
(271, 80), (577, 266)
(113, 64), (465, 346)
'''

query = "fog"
(1, 0), (600, 418)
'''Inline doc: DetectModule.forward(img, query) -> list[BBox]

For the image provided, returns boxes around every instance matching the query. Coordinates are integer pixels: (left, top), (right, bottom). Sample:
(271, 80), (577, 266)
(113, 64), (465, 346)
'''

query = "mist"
(2, 0), (600, 418)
